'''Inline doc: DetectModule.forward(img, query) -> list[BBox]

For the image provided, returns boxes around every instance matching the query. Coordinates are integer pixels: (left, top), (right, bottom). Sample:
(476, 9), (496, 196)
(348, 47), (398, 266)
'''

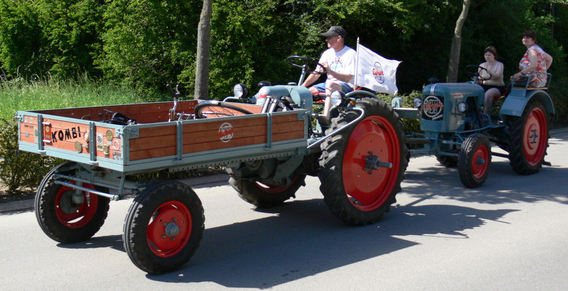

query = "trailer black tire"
(35, 162), (110, 243)
(436, 155), (458, 167)
(318, 97), (408, 225)
(123, 181), (204, 274)
(458, 134), (491, 188)
(229, 175), (306, 208)
(507, 100), (549, 175)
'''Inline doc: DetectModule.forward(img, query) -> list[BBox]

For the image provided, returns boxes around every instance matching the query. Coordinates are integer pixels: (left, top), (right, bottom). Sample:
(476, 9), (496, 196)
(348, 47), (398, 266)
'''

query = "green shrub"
(377, 91), (422, 134)
(0, 118), (61, 194)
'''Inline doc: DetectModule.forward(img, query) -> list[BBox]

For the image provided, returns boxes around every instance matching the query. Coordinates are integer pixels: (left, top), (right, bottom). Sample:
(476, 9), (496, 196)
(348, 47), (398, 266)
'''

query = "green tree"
(97, 0), (201, 97)
(0, 0), (47, 78)
(38, 0), (105, 78)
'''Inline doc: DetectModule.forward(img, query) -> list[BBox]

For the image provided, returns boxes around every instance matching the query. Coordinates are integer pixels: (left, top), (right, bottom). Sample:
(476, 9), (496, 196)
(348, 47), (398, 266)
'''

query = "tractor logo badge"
(422, 95), (444, 120)
(218, 122), (234, 143)
(372, 62), (385, 84)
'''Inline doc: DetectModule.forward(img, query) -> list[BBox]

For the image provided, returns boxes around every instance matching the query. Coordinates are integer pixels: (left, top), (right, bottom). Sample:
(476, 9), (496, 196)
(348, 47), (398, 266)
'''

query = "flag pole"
(355, 37), (360, 88)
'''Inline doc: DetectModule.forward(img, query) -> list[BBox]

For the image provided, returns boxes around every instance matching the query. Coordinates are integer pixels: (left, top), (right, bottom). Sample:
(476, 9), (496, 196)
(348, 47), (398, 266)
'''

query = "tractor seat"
(312, 91), (326, 103)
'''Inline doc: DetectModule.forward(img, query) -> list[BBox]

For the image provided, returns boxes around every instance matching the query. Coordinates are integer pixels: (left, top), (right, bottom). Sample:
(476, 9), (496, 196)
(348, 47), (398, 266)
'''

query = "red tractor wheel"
(35, 162), (110, 243)
(458, 134), (491, 188)
(507, 100), (549, 174)
(123, 181), (204, 274)
(318, 98), (408, 225)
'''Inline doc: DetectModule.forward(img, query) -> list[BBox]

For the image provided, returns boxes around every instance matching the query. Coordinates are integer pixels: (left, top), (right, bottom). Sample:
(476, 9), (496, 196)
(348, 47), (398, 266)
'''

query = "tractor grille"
(421, 95), (444, 121)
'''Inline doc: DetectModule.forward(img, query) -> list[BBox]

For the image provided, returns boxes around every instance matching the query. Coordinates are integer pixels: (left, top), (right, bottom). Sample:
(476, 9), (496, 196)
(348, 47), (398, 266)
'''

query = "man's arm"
(321, 62), (352, 83)
(301, 71), (322, 87)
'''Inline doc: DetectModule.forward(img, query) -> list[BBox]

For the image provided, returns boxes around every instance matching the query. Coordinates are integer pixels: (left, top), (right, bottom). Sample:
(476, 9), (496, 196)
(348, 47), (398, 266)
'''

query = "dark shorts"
(482, 85), (506, 95)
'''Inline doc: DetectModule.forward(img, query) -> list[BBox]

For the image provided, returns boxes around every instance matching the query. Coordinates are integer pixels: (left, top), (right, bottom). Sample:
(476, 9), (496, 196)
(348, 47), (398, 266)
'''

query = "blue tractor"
(405, 67), (553, 187)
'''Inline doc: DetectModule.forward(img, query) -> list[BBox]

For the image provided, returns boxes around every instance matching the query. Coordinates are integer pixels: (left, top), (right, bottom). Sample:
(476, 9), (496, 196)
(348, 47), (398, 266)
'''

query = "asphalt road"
(1, 130), (567, 290)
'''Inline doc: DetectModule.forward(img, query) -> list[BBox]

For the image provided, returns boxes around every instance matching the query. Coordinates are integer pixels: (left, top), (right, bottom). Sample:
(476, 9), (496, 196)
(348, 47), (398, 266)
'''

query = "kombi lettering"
(53, 127), (82, 143)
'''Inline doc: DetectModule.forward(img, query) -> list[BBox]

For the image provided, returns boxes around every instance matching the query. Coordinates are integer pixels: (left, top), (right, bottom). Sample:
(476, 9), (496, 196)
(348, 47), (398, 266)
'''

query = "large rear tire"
(318, 98), (408, 225)
(229, 174), (306, 208)
(35, 162), (110, 243)
(123, 181), (204, 274)
(507, 100), (549, 174)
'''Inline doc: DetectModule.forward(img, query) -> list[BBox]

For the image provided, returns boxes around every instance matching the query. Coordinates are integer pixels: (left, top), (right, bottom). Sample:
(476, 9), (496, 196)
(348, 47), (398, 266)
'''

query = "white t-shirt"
(318, 46), (357, 85)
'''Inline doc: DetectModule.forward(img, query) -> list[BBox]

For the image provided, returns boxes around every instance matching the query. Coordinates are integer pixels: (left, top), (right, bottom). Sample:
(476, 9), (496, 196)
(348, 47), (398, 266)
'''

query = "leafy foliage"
(0, 0), (566, 120)
(97, 0), (201, 97)
(0, 0), (47, 77)
(38, 0), (105, 78)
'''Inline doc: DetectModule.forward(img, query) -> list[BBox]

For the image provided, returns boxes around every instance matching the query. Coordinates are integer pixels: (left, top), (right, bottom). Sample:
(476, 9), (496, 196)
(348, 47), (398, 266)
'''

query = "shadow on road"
(55, 198), (516, 288)
(125, 197), (513, 287)
(403, 158), (568, 205)
(58, 234), (124, 252)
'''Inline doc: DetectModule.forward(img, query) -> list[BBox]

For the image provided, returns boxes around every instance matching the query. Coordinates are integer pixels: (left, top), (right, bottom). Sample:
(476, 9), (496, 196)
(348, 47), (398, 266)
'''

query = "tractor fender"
(259, 85), (313, 110)
(499, 89), (555, 117)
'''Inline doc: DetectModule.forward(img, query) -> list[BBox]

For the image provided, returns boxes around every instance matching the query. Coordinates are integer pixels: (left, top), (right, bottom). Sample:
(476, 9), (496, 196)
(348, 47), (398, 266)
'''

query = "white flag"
(356, 43), (401, 95)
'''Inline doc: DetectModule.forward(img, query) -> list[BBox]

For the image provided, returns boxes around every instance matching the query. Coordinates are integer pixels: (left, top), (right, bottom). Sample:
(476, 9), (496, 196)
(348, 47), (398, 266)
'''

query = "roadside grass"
(0, 76), (145, 120)
(0, 76), (146, 202)
(0, 77), (222, 202)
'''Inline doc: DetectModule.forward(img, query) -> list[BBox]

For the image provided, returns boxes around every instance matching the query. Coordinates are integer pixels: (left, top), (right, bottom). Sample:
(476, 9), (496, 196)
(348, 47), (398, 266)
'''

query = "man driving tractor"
(301, 25), (357, 120)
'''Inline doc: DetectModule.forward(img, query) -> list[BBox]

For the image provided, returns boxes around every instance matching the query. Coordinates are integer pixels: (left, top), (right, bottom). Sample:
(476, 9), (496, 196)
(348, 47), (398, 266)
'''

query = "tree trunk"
(446, 0), (471, 82)
(194, 0), (212, 99)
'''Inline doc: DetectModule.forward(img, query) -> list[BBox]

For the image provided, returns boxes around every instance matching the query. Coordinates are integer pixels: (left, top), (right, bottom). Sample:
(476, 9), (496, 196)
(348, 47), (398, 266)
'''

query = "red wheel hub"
(342, 116), (401, 211)
(523, 107), (547, 166)
(147, 201), (192, 258)
(55, 184), (99, 229)
(471, 144), (489, 179)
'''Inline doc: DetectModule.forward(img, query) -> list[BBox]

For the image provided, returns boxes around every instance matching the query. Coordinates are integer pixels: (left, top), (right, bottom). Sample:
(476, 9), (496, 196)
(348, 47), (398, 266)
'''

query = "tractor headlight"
(330, 90), (344, 106)
(413, 97), (422, 108)
(233, 83), (248, 98)
(458, 102), (468, 113)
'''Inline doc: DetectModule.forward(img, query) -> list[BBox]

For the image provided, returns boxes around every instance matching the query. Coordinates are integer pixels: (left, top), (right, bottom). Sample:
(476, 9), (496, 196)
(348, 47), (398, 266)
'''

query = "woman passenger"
(512, 30), (553, 88)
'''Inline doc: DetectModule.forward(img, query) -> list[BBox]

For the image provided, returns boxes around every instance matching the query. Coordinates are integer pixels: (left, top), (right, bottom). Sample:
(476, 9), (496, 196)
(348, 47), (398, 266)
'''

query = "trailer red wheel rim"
(523, 107), (547, 166)
(472, 144), (489, 179)
(342, 116), (401, 211)
(54, 184), (99, 229)
(147, 201), (192, 258)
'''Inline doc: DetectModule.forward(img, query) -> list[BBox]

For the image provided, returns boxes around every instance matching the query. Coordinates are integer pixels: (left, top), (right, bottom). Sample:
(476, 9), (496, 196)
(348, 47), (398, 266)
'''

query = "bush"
(376, 91), (422, 134)
(0, 118), (60, 194)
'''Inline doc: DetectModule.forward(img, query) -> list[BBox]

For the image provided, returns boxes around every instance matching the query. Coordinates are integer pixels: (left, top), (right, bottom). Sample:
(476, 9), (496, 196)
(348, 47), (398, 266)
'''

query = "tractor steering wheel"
(286, 55), (326, 75)
(465, 64), (492, 81)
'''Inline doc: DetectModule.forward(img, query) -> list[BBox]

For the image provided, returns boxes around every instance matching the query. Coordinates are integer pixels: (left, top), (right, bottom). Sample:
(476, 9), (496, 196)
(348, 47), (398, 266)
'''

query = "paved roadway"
(1, 130), (567, 290)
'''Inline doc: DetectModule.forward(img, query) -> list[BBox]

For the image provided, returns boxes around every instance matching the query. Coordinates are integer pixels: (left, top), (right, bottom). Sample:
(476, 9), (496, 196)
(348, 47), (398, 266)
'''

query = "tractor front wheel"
(229, 174), (306, 208)
(458, 134), (491, 188)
